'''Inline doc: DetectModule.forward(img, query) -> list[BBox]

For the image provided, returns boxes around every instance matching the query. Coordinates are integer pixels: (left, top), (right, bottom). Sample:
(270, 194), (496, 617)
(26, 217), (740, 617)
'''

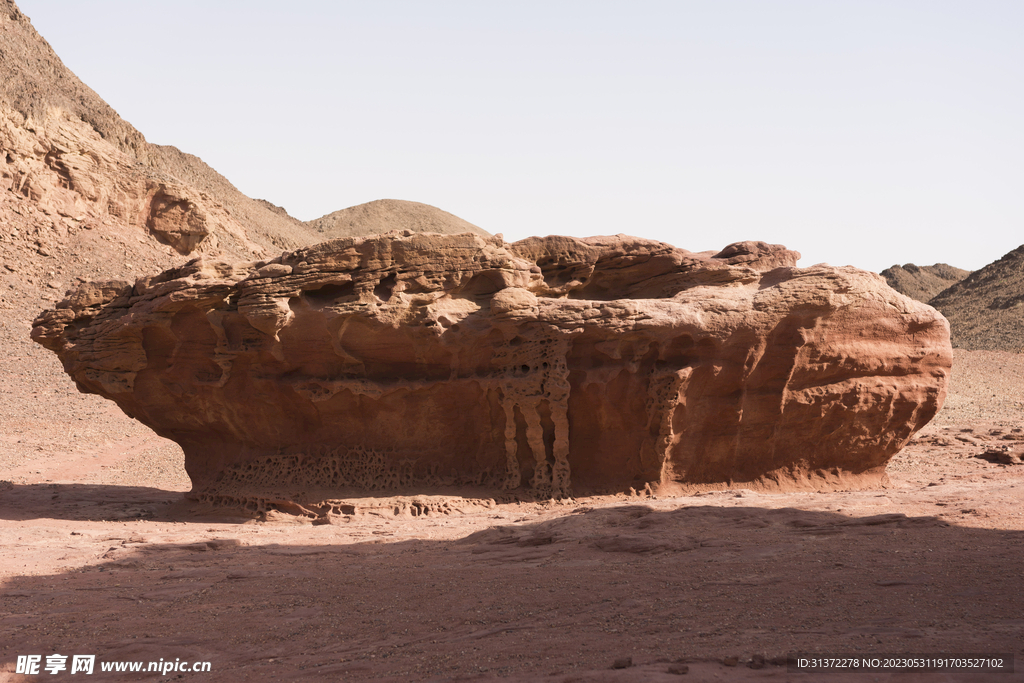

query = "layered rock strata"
(0, 102), (245, 256)
(33, 233), (952, 511)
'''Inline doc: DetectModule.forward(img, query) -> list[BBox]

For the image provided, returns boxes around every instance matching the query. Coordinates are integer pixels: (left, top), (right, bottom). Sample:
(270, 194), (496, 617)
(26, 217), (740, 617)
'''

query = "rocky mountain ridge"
(0, 0), (323, 319)
(930, 244), (1024, 352)
(880, 245), (1024, 352)
(881, 262), (971, 304)
(0, 0), (484, 320)
(0, 0), (316, 257)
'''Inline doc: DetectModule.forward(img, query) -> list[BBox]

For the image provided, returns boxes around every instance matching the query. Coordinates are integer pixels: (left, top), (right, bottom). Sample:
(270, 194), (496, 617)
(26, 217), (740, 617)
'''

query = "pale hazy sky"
(19, 1), (1024, 272)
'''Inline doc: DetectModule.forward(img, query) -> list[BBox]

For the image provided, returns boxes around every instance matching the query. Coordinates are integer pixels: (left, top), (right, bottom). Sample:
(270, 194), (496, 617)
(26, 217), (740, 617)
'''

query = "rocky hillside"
(0, 1), (489, 321)
(306, 199), (489, 239)
(881, 263), (970, 304)
(0, 1), (317, 259)
(930, 244), (1024, 352)
(0, 0), (330, 318)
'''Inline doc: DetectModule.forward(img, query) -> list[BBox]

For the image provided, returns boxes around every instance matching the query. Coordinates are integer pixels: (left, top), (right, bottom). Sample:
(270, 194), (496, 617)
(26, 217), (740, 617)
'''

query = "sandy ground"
(1, 337), (1023, 682)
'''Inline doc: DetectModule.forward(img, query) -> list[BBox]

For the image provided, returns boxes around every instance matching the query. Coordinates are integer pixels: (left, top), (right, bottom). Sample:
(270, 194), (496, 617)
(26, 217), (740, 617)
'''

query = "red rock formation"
(32, 232), (952, 512)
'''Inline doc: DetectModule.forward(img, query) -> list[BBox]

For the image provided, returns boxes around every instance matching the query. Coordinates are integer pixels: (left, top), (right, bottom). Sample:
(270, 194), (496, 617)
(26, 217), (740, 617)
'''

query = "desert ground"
(2, 300), (1023, 682)
(2, 2), (1022, 680)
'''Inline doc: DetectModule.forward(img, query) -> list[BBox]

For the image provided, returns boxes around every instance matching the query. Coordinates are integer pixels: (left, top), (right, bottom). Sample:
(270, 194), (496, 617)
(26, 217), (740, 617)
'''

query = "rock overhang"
(32, 231), (952, 513)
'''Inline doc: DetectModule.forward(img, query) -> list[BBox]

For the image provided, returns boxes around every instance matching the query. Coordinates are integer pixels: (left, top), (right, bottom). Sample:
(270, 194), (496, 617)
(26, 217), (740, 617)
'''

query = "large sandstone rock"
(33, 233), (952, 512)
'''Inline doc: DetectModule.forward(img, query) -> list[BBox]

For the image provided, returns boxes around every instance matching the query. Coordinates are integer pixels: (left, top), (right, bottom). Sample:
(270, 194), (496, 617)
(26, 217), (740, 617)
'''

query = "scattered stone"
(723, 656), (739, 667)
(748, 654), (765, 669)
(975, 447), (1024, 465)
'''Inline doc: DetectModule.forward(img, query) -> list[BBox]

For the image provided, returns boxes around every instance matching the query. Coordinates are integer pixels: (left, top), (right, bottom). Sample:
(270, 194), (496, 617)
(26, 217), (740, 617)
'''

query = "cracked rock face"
(33, 232), (952, 511)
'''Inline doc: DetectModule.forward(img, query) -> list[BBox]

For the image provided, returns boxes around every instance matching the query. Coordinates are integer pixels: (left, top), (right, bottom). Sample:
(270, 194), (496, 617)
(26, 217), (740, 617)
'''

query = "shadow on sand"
(1, 485), (1022, 682)
(0, 483), (249, 523)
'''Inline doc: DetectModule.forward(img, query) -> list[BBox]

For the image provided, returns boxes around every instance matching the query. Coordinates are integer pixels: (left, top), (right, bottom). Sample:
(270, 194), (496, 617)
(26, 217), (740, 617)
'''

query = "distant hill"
(880, 263), (971, 304)
(306, 199), (489, 239)
(929, 245), (1024, 352)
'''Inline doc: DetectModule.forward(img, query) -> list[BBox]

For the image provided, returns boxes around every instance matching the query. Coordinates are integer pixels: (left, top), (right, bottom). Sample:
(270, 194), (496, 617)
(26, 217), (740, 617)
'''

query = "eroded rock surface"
(33, 233), (952, 512)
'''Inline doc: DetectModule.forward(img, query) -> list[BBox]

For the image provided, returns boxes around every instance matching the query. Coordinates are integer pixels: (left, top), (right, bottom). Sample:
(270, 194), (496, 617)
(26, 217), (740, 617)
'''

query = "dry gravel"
(931, 349), (1024, 426)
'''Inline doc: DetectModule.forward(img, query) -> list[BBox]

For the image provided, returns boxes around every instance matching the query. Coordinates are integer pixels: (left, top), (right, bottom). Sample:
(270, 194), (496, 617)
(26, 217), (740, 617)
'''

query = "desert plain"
(2, 0), (1024, 680)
